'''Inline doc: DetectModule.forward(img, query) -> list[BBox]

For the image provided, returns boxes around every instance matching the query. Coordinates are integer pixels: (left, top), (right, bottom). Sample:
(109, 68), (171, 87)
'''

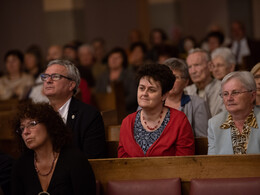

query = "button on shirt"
(58, 98), (72, 123)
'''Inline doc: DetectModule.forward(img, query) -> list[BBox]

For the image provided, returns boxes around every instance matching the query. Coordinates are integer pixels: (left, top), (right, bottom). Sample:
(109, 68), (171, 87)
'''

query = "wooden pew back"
(90, 155), (260, 195)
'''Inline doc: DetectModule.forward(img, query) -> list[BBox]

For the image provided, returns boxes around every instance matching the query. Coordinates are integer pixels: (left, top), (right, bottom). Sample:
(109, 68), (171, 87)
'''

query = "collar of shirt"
(220, 109), (258, 129)
(58, 98), (72, 123)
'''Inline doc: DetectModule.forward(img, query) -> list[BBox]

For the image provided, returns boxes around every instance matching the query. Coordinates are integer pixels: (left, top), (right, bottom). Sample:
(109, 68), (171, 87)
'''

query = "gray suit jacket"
(208, 106), (260, 155)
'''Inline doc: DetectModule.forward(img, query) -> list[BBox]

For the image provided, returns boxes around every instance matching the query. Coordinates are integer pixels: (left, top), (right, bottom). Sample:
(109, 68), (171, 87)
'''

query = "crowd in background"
(1, 20), (260, 194)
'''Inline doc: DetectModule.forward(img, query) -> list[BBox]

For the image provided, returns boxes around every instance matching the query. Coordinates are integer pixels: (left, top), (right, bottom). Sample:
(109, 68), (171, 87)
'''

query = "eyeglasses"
(212, 63), (225, 69)
(174, 75), (187, 80)
(219, 90), (252, 98)
(17, 121), (40, 135)
(254, 75), (260, 79)
(40, 73), (73, 81)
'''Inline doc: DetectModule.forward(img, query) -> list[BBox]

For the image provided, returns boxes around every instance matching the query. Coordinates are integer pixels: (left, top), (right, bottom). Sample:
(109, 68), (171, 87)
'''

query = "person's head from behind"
(186, 48), (212, 87)
(78, 44), (95, 66)
(41, 59), (81, 101)
(13, 102), (71, 153)
(211, 47), (235, 80)
(220, 71), (256, 115)
(206, 31), (225, 52)
(4, 49), (24, 75)
(250, 63), (260, 100)
(164, 58), (190, 96)
(107, 47), (128, 70)
(24, 45), (44, 74)
(46, 45), (63, 62)
(136, 64), (175, 109)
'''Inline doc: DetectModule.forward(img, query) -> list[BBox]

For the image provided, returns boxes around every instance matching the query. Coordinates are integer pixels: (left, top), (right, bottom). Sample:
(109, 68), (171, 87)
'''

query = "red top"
(79, 78), (91, 104)
(118, 108), (195, 157)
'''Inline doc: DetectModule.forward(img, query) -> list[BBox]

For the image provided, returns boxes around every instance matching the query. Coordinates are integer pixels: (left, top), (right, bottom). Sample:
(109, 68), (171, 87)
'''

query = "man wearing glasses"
(208, 71), (260, 155)
(42, 59), (106, 159)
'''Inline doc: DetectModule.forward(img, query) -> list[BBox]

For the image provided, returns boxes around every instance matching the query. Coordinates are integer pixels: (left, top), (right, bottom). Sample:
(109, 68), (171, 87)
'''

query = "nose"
(22, 127), (31, 135)
(45, 76), (53, 83)
(189, 66), (196, 74)
(226, 93), (234, 101)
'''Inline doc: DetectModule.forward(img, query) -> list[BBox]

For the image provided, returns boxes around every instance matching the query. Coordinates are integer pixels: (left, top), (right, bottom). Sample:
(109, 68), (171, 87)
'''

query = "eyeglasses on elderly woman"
(219, 90), (252, 98)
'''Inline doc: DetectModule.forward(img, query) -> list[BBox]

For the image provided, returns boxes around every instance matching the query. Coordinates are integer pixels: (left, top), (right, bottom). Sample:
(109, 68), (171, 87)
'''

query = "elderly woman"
(164, 58), (211, 137)
(208, 71), (260, 155)
(11, 102), (96, 194)
(251, 63), (260, 105)
(211, 47), (235, 80)
(118, 64), (195, 157)
(0, 50), (34, 100)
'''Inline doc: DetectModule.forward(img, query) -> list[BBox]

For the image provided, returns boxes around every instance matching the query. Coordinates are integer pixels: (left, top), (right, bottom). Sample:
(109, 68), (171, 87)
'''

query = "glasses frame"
(219, 90), (252, 98)
(40, 73), (73, 81)
(17, 120), (40, 135)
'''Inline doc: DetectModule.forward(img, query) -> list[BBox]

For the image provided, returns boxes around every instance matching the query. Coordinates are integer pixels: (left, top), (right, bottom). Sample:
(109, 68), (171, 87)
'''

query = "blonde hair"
(251, 62), (260, 75)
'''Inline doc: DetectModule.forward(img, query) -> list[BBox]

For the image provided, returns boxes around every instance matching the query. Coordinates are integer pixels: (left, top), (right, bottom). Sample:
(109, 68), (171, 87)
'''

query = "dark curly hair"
(13, 101), (71, 153)
(136, 64), (175, 96)
(105, 47), (128, 69)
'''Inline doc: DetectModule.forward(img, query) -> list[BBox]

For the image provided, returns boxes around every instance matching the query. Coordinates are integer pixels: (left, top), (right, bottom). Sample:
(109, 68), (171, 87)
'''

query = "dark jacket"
(67, 97), (106, 159)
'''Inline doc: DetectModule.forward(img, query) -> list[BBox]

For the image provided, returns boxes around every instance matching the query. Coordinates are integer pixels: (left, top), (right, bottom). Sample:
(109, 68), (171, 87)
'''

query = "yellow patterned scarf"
(220, 110), (258, 154)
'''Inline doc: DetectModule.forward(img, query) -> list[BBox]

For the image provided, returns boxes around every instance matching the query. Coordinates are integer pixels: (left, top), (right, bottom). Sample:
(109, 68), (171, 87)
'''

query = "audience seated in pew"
(211, 47), (235, 81)
(11, 102), (96, 194)
(208, 71), (260, 155)
(41, 59), (106, 159)
(185, 48), (224, 117)
(95, 47), (138, 115)
(251, 62), (260, 106)
(164, 58), (211, 137)
(0, 50), (34, 101)
(118, 64), (195, 157)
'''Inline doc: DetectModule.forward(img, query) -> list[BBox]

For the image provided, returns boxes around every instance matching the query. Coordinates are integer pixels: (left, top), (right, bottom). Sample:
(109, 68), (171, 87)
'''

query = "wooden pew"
(89, 155), (260, 195)
(93, 82), (127, 124)
(0, 98), (19, 111)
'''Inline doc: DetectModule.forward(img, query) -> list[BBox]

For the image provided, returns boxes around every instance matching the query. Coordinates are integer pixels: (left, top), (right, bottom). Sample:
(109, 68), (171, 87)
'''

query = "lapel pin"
(72, 115), (75, 119)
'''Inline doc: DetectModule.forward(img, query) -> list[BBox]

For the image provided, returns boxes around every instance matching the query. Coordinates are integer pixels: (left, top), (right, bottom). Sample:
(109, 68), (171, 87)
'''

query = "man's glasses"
(40, 73), (73, 81)
(16, 121), (40, 135)
(219, 90), (252, 98)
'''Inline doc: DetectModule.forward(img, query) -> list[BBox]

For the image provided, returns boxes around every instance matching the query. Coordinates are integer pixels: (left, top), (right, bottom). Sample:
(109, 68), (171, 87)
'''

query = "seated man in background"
(164, 58), (211, 137)
(42, 59), (106, 159)
(208, 71), (260, 155)
(185, 48), (224, 116)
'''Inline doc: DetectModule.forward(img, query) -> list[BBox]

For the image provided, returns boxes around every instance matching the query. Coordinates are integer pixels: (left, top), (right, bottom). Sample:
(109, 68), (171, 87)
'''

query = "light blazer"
(66, 97), (106, 159)
(208, 106), (260, 155)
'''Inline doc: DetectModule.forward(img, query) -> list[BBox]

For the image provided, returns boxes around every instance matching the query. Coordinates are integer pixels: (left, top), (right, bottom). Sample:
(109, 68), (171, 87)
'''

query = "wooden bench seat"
(89, 155), (260, 195)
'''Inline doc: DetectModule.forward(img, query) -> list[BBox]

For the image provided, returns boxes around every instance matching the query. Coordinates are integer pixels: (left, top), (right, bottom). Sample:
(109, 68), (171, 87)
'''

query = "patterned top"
(134, 109), (170, 154)
(220, 110), (258, 154)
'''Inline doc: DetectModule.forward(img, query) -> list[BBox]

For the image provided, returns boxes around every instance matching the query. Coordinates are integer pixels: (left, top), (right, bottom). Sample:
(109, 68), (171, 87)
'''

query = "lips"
(25, 138), (33, 143)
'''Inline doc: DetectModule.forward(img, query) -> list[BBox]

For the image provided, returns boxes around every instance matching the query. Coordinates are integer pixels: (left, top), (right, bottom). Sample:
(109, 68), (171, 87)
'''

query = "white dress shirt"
(58, 98), (72, 123)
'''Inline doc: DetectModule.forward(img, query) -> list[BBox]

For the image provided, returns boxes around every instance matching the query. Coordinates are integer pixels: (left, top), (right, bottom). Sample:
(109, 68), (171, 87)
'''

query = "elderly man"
(208, 71), (260, 155)
(185, 48), (224, 116)
(42, 59), (106, 159)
